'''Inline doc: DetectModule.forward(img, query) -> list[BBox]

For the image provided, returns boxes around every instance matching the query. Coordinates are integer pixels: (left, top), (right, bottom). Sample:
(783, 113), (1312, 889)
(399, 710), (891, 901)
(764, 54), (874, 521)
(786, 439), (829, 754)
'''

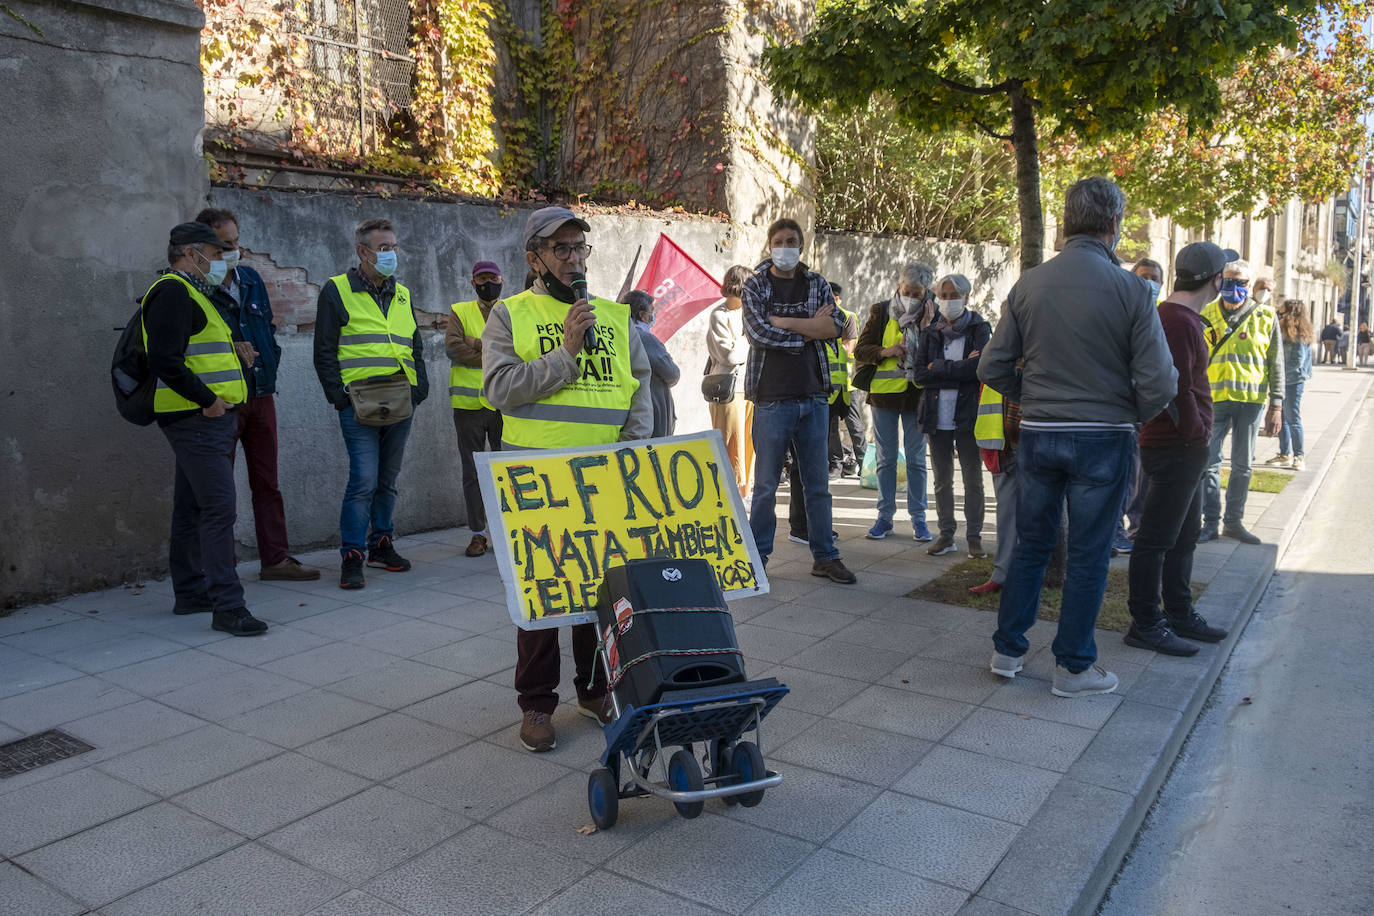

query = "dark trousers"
(1127, 443), (1209, 628)
(828, 394), (866, 469)
(787, 443), (806, 536)
(515, 623), (607, 714)
(928, 428), (984, 538)
(233, 395), (290, 567)
(453, 407), (503, 533)
(162, 412), (245, 611)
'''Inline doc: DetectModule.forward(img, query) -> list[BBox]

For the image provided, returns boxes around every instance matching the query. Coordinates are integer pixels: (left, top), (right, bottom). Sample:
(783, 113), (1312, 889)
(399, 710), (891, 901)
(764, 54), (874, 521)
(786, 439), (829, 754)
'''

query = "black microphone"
(569, 272), (598, 352)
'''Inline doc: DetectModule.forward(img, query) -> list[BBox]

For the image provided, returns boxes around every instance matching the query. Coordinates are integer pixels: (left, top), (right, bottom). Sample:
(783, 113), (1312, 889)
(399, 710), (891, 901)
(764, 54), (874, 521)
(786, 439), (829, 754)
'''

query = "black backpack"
(112, 304), (156, 426)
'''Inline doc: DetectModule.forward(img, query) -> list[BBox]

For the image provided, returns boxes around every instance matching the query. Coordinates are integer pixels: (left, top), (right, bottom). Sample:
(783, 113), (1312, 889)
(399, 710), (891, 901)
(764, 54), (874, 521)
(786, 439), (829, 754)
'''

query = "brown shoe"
(811, 558), (857, 584)
(577, 695), (615, 725)
(465, 534), (488, 557)
(260, 557), (321, 581)
(519, 710), (556, 752)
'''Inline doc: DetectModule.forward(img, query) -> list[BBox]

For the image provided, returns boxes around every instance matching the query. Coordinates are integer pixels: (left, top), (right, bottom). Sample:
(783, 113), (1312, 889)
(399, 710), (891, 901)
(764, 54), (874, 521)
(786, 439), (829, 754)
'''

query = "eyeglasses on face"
(551, 242), (592, 261)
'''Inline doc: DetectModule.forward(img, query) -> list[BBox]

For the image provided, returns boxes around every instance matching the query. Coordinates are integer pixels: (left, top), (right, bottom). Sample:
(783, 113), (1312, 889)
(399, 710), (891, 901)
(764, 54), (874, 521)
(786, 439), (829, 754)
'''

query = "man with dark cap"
(140, 222), (268, 636)
(446, 259), (505, 557)
(482, 206), (652, 753)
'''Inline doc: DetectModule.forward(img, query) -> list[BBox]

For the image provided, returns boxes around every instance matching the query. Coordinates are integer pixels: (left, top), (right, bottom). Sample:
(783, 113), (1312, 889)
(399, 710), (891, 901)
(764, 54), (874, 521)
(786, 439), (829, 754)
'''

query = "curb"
(959, 371), (1374, 916)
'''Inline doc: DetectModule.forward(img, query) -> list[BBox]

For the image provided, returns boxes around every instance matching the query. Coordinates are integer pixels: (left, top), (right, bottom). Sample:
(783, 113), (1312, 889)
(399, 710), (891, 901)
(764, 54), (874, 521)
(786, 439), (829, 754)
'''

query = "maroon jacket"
(1140, 302), (1213, 447)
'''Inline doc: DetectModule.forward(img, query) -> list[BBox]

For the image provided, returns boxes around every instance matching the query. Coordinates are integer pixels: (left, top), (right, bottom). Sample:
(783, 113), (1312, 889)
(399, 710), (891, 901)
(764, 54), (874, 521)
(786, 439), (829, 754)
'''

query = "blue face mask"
(196, 250), (228, 287)
(1146, 280), (1161, 302)
(372, 250), (397, 277)
(1220, 278), (1248, 306)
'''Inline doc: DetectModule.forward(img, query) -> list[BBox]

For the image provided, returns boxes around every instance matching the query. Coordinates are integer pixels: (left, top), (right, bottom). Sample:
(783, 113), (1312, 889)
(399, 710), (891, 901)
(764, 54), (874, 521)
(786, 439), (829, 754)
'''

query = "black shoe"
(841, 462), (858, 477)
(340, 549), (366, 590)
(1168, 610), (1228, 643)
(1222, 524), (1262, 545)
(1196, 526), (1220, 544)
(172, 595), (213, 616)
(828, 466), (842, 480)
(211, 607), (268, 637)
(1123, 622), (1199, 657)
(367, 535), (411, 572)
(811, 558), (857, 584)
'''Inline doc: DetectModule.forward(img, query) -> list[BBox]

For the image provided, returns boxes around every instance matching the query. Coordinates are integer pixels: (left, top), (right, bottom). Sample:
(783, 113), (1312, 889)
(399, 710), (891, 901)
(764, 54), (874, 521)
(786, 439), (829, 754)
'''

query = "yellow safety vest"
(870, 317), (908, 394)
(140, 273), (247, 414)
(1201, 300), (1275, 405)
(332, 275), (418, 387)
(973, 385), (1005, 449)
(502, 290), (639, 448)
(449, 299), (492, 410)
(826, 307), (854, 405)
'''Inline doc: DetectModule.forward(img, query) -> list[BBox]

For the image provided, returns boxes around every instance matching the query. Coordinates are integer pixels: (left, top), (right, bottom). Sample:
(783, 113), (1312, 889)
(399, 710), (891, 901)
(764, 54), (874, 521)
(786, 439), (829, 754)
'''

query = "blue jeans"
(1279, 381), (1304, 457)
(870, 406), (927, 525)
(750, 396), (837, 563)
(993, 428), (1136, 673)
(1202, 399), (1263, 528)
(338, 407), (413, 555)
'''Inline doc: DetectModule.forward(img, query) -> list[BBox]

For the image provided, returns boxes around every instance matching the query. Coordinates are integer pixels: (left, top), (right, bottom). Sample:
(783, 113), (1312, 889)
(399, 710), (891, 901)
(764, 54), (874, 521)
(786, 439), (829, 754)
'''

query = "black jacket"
(909, 311), (991, 434)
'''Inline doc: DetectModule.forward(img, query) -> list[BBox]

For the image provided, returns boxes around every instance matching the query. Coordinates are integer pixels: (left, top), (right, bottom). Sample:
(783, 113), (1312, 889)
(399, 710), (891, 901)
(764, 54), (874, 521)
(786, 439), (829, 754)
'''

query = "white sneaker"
(1292, 456), (1305, 470)
(990, 651), (1024, 678)
(1051, 664), (1118, 698)
(1262, 454), (1291, 467)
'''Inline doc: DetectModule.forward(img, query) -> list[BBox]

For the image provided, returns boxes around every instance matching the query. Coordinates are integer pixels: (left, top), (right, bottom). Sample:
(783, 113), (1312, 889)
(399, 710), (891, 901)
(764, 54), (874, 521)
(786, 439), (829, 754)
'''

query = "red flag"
(635, 233), (721, 341)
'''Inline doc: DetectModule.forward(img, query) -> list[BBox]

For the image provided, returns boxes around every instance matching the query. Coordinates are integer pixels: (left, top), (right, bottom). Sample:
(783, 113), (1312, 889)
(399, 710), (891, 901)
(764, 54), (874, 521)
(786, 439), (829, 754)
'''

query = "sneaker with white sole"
(1051, 664), (1118, 698)
(912, 521), (933, 542)
(1291, 456), (1305, 470)
(927, 535), (956, 556)
(1262, 453), (1291, 468)
(990, 651), (1024, 678)
(865, 519), (893, 540)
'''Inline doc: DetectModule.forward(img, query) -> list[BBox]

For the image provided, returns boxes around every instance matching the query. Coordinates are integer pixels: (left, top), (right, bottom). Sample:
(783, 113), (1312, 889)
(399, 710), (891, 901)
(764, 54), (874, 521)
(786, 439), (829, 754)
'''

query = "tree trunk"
(1009, 84), (1043, 271)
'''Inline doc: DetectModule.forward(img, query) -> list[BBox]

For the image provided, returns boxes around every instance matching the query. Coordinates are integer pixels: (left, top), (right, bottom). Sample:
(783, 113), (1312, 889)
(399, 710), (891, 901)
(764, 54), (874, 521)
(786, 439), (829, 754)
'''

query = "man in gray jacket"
(978, 177), (1176, 698)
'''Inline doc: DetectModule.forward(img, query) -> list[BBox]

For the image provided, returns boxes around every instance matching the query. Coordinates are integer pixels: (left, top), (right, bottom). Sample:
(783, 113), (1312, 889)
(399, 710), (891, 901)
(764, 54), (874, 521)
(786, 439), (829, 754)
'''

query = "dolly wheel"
(732, 741), (767, 807)
(588, 767), (618, 829)
(668, 749), (705, 819)
(715, 742), (738, 807)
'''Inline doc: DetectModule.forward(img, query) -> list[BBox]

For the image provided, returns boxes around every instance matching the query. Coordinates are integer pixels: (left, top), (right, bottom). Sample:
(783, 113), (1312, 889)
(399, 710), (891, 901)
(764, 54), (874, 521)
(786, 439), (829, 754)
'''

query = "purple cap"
(472, 260), (502, 278)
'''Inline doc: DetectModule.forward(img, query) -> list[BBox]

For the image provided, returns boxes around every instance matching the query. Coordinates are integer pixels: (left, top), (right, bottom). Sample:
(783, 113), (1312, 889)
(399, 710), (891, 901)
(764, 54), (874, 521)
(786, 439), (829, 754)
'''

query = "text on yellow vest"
(140, 273), (247, 413)
(449, 299), (492, 410)
(1200, 300), (1275, 404)
(332, 275), (418, 387)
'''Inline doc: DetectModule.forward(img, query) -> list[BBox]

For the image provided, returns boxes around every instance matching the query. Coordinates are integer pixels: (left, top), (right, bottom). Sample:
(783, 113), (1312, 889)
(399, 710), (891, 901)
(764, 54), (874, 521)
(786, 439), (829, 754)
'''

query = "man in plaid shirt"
(741, 218), (857, 584)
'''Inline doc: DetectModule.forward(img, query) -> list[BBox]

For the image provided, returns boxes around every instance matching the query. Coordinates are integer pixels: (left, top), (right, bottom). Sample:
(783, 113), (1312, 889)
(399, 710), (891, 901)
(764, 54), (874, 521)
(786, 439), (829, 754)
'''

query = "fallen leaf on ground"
(576, 824), (598, 835)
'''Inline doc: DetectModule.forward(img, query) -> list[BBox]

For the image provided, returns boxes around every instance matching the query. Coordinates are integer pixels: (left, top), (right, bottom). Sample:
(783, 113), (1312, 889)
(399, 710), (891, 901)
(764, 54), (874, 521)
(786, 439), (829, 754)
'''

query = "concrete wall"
(0, 0), (209, 605)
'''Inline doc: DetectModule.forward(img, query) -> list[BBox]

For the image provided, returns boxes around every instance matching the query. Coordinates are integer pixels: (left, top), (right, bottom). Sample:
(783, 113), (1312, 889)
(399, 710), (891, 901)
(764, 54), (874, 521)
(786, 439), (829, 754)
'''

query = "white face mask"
(939, 298), (966, 320)
(897, 294), (921, 312)
(770, 247), (801, 271)
(1253, 288), (1271, 304)
(222, 248), (241, 273)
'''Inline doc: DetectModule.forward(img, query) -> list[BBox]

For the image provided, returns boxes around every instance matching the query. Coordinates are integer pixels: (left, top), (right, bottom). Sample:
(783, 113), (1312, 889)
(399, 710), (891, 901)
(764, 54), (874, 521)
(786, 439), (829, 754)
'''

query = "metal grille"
(0, 730), (95, 779)
(292, 0), (416, 157)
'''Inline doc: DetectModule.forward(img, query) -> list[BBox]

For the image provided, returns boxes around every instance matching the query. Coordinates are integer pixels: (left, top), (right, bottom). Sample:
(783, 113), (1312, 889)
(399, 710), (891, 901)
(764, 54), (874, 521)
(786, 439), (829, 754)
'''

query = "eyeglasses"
(551, 243), (592, 261)
(366, 243), (400, 253)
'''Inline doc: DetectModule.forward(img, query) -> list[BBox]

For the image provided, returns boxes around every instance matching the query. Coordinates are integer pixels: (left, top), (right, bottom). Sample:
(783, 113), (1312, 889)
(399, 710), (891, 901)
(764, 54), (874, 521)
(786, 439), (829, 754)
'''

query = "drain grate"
(0, 729), (95, 778)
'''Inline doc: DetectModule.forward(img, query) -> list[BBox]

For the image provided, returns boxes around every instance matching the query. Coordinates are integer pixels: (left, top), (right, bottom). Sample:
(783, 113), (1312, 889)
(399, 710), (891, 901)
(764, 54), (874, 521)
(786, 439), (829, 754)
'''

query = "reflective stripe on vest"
(502, 290), (638, 448)
(871, 317), (908, 394)
(973, 385), (1005, 450)
(332, 275), (418, 388)
(140, 273), (247, 413)
(1201, 301), (1275, 404)
(826, 307), (854, 404)
(449, 299), (492, 410)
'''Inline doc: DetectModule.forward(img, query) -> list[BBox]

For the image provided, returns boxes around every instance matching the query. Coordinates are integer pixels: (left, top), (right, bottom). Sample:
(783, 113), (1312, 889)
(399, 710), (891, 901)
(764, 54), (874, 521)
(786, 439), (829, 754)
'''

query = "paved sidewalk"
(1, 366), (1369, 916)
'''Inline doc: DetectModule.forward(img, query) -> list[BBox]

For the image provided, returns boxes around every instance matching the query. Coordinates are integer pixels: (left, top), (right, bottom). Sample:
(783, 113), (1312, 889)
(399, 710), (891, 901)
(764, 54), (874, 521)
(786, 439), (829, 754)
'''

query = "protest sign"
(476, 430), (768, 630)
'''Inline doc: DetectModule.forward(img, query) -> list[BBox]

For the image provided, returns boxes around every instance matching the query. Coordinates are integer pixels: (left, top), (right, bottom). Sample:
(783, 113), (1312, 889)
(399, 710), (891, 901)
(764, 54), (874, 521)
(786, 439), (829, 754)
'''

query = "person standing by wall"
(313, 218), (428, 589)
(1319, 318), (1340, 364)
(626, 290), (679, 437)
(980, 177), (1176, 698)
(1358, 321), (1371, 367)
(1265, 299), (1314, 471)
(446, 260), (505, 557)
(706, 265), (754, 496)
(826, 282), (865, 478)
(142, 222), (267, 636)
(853, 262), (935, 542)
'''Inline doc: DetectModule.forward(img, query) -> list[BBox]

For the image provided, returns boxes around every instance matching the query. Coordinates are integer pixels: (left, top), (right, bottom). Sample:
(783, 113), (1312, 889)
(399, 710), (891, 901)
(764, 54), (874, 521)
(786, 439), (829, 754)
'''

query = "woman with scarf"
(854, 261), (936, 541)
(910, 273), (992, 557)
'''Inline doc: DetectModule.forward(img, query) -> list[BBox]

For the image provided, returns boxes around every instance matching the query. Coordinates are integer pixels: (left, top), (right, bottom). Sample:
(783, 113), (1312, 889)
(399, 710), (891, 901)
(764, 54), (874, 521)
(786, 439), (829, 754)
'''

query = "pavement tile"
(833, 684), (974, 742)
(47, 632), (185, 674)
(528, 871), (721, 916)
(98, 648), (246, 696)
(782, 638), (910, 681)
(411, 633), (515, 678)
(867, 596), (971, 629)
(346, 617), (473, 657)
(288, 605), (410, 640)
(733, 622), (821, 663)
(720, 763), (880, 843)
(387, 740), (570, 819)
(364, 823), (589, 915)
(14, 802), (241, 908)
(942, 707), (1097, 773)
(260, 642), (398, 688)
(750, 704), (821, 752)
(955, 899), (1037, 916)
(303, 890), (409, 916)
(774, 718), (930, 787)
(892, 745), (1060, 826)
(726, 595), (782, 622)
(830, 792), (1016, 892)
(123, 613), (231, 647)
(357, 586), (471, 618)
(324, 658), (471, 710)
(402, 676), (517, 736)
(485, 702), (608, 768)
(176, 752), (369, 837)
(0, 767), (158, 857)
(0, 859), (86, 916)
(750, 604), (858, 638)
(196, 625), (333, 666)
(96, 724), (281, 796)
(981, 674), (1123, 730)
(608, 813), (815, 914)
(747, 848), (968, 916)
(156, 666), (312, 721)
(0, 605), (78, 638)
(219, 688), (387, 748)
(754, 665), (868, 716)
(298, 711), (466, 781)
(1, 618), (130, 656)
(59, 698), (204, 762)
(1065, 700), (1182, 795)
(0, 675), (140, 733)
(425, 573), (509, 602)
(1123, 662), (1209, 712)
(830, 617), (943, 654)
(262, 785), (470, 883)
(423, 597), (512, 634)
(888, 656), (1003, 705)
(977, 778), (1134, 916)
(247, 593), (352, 625)
(0, 654), (85, 699)
(102, 843), (346, 916)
